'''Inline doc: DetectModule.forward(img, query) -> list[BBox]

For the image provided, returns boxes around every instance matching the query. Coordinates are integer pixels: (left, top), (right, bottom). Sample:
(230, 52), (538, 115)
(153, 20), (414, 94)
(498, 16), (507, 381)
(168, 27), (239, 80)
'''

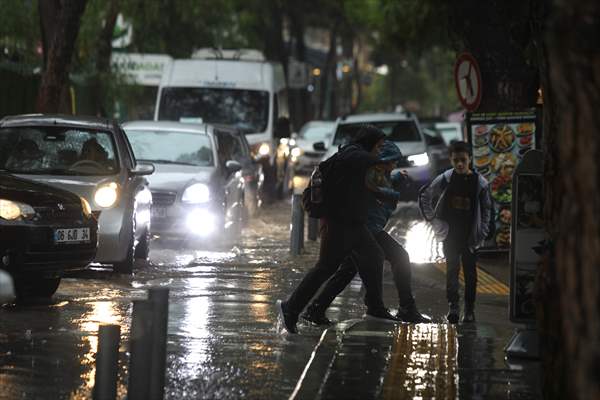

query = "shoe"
(446, 303), (459, 324)
(462, 305), (475, 323)
(365, 308), (399, 323)
(301, 310), (332, 326)
(396, 303), (432, 323)
(276, 299), (298, 334)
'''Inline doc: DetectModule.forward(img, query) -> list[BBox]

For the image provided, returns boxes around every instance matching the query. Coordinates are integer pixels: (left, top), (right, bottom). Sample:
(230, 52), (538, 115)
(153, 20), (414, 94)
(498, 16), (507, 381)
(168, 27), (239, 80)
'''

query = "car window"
(158, 87), (269, 134)
(216, 131), (245, 165)
(0, 126), (119, 175)
(333, 120), (421, 146)
(423, 129), (445, 146)
(125, 129), (214, 167)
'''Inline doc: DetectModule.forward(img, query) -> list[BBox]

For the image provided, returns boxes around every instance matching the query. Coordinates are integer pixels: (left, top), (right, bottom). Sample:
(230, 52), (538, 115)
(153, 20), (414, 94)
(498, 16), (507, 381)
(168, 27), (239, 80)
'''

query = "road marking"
(434, 262), (509, 295)
(383, 324), (458, 399)
(288, 329), (328, 400)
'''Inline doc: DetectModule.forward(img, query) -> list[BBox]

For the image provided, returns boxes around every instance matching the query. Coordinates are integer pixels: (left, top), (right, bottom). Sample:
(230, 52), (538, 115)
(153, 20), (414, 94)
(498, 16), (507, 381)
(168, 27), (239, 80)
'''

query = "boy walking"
(420, 141), (492, 323)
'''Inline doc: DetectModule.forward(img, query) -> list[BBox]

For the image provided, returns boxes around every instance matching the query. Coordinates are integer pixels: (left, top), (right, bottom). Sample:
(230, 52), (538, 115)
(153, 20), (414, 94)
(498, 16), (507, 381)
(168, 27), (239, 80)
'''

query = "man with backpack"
(300, 140), (431, 325)
(277, 125), (396, 334)
(419, 141), (493, 323)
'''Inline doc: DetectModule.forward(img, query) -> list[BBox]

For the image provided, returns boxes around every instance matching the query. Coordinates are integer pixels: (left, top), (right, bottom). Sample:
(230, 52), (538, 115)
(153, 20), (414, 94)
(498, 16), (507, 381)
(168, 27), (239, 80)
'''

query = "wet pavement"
(0, 200), (541, 399)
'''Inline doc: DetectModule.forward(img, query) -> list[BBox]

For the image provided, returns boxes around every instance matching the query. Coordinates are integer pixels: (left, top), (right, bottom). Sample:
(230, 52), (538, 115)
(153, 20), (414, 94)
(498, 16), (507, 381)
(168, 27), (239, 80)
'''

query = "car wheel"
(14, 277), (61, 300)
(134, 227), (150, 260)
(114, 230), (135, 274)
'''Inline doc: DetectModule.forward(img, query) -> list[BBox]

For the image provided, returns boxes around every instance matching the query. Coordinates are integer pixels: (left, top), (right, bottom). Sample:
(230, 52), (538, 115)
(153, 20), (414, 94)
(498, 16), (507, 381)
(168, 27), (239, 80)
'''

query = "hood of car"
(146, 163), (215, 193)
(394, 141), (427, 156)
(0, 173), (82, 207)
(11, 174), (115, 203)
(296, 138), (327, 153)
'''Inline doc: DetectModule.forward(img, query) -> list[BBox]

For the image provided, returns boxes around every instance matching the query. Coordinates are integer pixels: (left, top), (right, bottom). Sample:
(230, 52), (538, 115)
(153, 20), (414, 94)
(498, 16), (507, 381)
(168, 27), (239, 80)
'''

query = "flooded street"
(0, 201), (540, 399)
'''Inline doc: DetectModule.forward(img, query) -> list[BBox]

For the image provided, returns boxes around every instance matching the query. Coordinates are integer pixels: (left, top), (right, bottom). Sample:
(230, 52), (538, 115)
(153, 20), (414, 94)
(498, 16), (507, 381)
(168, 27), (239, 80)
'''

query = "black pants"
(285, 219), (385, 315)
(443, 239), (477, 307)
(308, 230), (415, 314)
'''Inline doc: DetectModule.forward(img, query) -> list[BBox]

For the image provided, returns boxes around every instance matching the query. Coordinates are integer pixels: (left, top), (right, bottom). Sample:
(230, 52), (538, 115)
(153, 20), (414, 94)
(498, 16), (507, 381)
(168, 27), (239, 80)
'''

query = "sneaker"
(301, 310), (332, 326)
(276, 299), (298, 334)
(396, 304), (432, 323)
(447, 303), (459, 324)
(365, 308), (399, 323)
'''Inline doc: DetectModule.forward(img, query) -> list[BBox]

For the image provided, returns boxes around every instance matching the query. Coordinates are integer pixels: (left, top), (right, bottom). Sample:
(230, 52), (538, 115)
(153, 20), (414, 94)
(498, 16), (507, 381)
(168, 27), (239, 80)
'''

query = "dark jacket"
(327, 128), (385, 225)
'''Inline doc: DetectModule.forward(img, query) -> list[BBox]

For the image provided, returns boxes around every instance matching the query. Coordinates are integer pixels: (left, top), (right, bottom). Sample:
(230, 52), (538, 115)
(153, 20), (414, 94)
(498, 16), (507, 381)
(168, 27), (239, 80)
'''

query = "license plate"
(152, 207), (167, 219)
(54, 228), (91, 244)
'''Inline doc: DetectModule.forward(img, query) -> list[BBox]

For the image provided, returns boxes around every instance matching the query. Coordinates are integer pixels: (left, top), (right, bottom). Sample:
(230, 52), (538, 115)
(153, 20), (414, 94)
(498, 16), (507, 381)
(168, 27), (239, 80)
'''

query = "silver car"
(0, 114), (154, 273)
(290, 120), (335, 176)
(122, 121), (245, 242)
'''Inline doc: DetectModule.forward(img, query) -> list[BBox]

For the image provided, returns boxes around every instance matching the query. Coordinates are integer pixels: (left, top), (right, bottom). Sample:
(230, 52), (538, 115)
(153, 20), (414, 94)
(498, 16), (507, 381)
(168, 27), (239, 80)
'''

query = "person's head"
(352, 124), (386, 154)
(81, 138), (108, 162)
(449, 141), (472, 174)
(378, 140), (403, 172)
(15, 139), (40, 159)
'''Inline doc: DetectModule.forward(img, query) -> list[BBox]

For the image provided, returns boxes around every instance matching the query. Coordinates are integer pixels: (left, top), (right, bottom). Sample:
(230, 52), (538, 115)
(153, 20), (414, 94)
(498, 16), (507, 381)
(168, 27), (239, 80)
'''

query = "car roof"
(122, 120), (209, 134)
(337, 112), (416, 124)
(0, 114), (114, 130)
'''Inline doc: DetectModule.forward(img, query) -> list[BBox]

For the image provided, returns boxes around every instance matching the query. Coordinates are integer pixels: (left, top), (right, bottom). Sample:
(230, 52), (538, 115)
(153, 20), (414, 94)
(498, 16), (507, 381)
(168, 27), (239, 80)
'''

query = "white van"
(154, 49), (292, 198)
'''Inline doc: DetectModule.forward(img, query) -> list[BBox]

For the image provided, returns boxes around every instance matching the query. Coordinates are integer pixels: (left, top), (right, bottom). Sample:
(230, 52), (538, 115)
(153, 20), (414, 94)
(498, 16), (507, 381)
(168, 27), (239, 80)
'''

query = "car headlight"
(291, 147), (303, 158)
(80, 197), (92, 218)
(408, 152), (430, 167)
(258, 143), (270, 156)
(94, 182), (119, 208)
(182, 183), (210, 204)
(0, 199), (35, 221)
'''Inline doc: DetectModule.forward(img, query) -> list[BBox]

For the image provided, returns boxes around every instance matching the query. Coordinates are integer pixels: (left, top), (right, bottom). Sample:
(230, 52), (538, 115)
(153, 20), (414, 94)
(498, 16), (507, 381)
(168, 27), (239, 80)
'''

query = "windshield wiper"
(17, 169), (81, 176)
(139, 159), (198, 166)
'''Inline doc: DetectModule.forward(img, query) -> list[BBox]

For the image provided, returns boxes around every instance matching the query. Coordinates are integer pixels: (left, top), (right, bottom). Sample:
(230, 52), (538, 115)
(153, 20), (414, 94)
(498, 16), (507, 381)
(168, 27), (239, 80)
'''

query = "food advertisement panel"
(468, 112), (537, 249)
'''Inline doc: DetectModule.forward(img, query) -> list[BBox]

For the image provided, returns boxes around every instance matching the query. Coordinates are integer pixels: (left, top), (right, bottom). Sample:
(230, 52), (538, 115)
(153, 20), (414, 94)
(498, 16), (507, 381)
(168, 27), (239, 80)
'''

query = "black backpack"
(301, 152), (341, 218)
(417, 175), (496, 241)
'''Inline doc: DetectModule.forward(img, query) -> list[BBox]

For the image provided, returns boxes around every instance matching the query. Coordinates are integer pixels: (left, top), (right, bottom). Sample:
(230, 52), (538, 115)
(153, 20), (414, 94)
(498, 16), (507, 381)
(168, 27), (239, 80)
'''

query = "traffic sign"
(454, 53), (482, 111)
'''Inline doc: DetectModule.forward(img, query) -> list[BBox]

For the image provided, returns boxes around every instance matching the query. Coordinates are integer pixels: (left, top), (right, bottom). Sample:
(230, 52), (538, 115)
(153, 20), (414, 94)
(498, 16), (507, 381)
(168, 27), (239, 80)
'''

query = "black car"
(213, 125), (263, 218)
(0, 172), (97, 299)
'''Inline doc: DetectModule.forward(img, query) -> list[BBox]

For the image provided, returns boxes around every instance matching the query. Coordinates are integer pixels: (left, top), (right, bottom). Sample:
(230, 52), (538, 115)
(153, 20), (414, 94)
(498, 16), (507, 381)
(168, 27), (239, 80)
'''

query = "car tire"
(134, 227), (150, 260)
(14, 277), (61, 300)
(114, 230), (135, 274)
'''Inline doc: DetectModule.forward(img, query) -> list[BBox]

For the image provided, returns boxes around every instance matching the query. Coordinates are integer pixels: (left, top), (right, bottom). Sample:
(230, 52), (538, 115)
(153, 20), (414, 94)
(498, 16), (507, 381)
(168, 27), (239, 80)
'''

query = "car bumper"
(0, 223), (97, 278)
(294, 154), (323, 176)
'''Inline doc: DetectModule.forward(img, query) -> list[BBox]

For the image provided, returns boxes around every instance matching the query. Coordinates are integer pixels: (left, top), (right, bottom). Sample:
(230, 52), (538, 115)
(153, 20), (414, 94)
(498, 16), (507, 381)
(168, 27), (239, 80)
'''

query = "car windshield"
(158, 87), (269, 134)
(299, 123), (334, 141)
(333, 120), (421, 146)
(125, 129), (214, 167)
(437, 127), (462, 145)
(0, 127), (118, 175)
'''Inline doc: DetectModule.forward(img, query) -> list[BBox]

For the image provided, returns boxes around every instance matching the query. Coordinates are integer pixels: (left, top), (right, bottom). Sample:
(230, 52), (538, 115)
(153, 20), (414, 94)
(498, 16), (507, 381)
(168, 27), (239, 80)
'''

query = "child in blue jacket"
(301, 140), (430, 324)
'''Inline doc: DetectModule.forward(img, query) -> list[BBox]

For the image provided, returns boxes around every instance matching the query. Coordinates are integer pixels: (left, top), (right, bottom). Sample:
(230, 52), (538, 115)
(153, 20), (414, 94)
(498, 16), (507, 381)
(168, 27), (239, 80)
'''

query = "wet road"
(0, 200), (541, 399)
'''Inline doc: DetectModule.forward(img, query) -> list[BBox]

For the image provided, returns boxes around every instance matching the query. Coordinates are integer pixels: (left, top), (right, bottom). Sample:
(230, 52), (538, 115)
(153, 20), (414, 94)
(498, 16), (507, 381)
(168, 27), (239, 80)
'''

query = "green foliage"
(0, 0), (40, 65)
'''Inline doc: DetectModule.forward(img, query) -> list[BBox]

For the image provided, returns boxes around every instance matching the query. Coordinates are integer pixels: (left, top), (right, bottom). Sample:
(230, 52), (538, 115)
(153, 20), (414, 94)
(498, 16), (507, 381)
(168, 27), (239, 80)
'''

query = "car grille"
(34, 204), (83, 222)
(152, 191), (177, 206)
(304, 151), (324, 159)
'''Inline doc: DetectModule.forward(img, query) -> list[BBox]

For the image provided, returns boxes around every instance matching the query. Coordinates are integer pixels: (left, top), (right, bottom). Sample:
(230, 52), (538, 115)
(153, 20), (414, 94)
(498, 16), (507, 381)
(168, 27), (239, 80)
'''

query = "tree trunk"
(263, 0), (288, 76)
(544, 1), (600, 398)
(288, 2), (308, 130)
(448, 1), (539, 112)
(319, 22), (338, 119)
(36, 0), (88, 114)
(92, 0), (120, 117)
(38, 0), (61, 70)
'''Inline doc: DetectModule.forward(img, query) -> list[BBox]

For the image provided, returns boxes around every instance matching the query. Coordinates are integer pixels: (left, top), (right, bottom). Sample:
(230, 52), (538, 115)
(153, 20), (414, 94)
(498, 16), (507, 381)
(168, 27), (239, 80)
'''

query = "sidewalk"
(273, 198), (541, 399)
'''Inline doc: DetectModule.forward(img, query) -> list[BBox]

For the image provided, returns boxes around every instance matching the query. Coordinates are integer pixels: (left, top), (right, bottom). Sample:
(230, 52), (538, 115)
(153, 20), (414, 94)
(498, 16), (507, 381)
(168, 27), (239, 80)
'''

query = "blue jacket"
(365, 170), (406, 233)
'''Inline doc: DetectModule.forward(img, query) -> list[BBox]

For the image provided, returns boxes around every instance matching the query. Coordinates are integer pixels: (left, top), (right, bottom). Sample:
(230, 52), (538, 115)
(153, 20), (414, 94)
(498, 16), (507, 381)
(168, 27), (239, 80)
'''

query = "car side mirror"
(225, 160), (242, 174)
(313, 141), (326, 151)
(130, 162), (155, 176)
(275, 117), (291, 139)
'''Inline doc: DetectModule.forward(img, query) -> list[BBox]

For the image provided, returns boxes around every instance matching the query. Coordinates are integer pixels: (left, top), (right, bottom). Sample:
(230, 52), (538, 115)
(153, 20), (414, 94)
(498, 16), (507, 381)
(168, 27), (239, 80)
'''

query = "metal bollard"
(290, 194), (304, 255)
(93, 324), (120, 400)
(128, 300), (154, 400)
(148, 288), (170, 400)
(307, 217), (319, 241)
